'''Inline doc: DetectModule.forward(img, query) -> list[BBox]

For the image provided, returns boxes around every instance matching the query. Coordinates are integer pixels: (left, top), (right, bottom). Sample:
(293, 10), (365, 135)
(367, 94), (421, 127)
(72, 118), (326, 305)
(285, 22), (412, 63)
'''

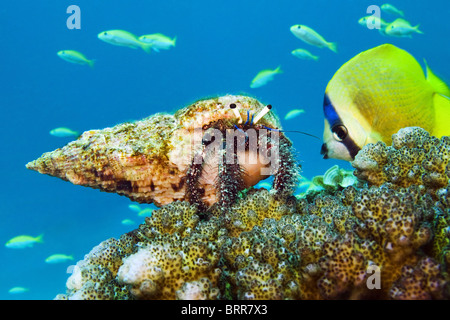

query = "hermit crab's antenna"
(229, 103), (243, 124)
(252, 105), (272, 124)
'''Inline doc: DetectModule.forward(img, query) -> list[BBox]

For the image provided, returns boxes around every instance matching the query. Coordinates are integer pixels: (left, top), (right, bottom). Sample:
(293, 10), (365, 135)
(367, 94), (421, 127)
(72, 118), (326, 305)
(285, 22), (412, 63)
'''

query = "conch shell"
(26, 95), (298, 210)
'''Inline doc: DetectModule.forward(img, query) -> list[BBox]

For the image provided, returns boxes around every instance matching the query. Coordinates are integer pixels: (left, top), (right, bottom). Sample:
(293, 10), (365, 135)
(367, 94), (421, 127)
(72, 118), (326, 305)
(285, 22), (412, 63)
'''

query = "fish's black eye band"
(323, 93), (361, 159)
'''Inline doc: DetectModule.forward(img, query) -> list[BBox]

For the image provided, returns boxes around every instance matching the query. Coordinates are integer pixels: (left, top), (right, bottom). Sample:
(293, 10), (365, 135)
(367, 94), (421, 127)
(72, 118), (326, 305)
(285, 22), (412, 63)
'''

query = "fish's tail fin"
(313, 55), (319, 61)
(425, 60), (450, 96)
(88, 59), (95, 68)
(414, 24), (424, 34)
(36, 234), (44, 244)
(427, 60), (450, 137)
(328, 42), (338, 53)
(275, 66), (283, 74)
(172, 36), (177, 46)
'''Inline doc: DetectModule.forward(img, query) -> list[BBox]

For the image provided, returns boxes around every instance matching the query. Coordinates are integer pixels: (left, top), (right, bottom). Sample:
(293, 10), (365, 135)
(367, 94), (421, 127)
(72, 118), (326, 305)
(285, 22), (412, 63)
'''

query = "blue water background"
(1, 0), (448, 299)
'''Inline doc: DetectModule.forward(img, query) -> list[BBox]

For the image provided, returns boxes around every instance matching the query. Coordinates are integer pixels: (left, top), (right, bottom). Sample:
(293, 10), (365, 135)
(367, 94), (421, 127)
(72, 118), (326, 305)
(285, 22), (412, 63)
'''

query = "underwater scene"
(1, 0), (449, 300)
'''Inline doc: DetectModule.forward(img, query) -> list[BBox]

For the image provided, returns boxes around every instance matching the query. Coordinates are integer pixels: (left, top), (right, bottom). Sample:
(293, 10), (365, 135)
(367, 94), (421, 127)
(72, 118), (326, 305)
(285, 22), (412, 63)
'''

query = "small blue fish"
(50, 127), (79, 138)
(137, 208), (153, 217)
(250, 66), (282, 88)
(45, 254), (74, 264)
(9, 287), (29, 294)
(284, 109), (305, 120)
(128, 204), (142, 213)
(121, 219), (135, 226)
(381, 4), (404, 17)
(5, 234), (44, 249)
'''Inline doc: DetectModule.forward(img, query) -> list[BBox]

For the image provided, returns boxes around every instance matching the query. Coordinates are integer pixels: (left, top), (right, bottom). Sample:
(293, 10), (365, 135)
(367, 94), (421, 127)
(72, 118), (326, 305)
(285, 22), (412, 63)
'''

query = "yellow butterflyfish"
(320, 44), (450, 161)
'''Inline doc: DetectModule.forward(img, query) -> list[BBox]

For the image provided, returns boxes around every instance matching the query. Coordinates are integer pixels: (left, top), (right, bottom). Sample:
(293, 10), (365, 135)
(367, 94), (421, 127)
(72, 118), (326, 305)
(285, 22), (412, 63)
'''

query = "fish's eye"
(331, 125), (348, 142)
(297, 25), (301, 29)
(104, 32), (108, 35)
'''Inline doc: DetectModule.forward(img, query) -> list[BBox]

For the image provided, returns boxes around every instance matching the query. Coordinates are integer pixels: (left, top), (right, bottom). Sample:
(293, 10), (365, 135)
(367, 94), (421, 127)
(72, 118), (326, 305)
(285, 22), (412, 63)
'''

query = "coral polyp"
(26, 95), (299, 211)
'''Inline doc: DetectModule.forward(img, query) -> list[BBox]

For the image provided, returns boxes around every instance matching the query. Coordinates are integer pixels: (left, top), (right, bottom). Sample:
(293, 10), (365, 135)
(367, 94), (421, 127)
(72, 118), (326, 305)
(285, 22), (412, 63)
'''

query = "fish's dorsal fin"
(425, 60), (450, 97)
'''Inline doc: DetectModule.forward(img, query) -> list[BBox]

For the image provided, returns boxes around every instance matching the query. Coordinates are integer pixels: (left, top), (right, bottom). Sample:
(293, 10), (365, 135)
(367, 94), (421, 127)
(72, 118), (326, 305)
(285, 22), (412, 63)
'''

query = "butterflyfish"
(321, 44), (450, 161)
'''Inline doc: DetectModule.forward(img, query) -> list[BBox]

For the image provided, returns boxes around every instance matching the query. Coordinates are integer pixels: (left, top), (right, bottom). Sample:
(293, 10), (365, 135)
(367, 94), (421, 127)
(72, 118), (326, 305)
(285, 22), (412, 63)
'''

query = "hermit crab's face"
(168, 99), (298, 211)
(198, 104), (276, 187)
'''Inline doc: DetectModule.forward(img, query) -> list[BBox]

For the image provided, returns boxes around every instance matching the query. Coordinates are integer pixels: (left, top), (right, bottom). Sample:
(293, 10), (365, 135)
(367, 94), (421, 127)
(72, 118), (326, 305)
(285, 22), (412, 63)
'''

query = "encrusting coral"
(55, 127), (449, 300)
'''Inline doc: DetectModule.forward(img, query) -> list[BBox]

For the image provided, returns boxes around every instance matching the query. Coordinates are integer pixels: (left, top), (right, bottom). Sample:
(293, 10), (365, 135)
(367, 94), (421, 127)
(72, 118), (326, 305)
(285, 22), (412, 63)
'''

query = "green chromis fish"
(284, 109), (305, 120)
(9, 287), (29, 294)
(290, 25), (337, 53)
(250, 66), (282, 88)
(50, 127), (79, 138)
(121, 219), (135, 226)
(128, 204), (142, 213)
(381, 3), (404, 17)
(321, 44), (450, 161)
(256, 181), (272, 189)
(138, 33), (176, 52)
(291, 48), (319, 61)
(98, 30), (153, 53)
(5, 234), (44, 249)
(57, 50), (94, 68)
(45, 254), (74, 264)
(358, 16), (389, 29)
(385, 18), (423, 38)
(137, 208), (153, 217)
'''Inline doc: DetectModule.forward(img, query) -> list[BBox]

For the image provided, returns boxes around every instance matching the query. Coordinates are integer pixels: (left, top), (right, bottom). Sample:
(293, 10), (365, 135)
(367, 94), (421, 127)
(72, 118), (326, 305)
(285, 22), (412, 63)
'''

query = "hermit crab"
(26, 95), (299, 211)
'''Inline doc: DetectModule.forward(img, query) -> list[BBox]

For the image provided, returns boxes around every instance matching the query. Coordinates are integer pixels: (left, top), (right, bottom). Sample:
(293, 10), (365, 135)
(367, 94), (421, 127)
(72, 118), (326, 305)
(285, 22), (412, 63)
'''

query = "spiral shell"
(26, 95), (287, 208)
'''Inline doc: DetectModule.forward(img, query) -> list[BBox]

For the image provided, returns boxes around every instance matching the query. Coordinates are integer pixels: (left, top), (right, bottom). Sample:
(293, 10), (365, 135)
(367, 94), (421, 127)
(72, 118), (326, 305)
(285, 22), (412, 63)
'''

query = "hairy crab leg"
(216, 147), (245, 212)
(271, 134), (299, 197)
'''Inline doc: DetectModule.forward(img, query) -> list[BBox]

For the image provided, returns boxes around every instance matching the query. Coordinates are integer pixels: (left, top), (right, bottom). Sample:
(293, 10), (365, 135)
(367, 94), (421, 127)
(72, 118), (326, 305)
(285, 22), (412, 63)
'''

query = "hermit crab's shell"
(26, 95), (282, 207)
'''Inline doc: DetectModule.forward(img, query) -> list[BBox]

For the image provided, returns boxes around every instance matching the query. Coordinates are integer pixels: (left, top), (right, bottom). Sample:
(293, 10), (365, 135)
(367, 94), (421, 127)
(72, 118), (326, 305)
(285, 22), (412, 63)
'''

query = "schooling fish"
(358, 16), (389, 35)
(381, 4), (404, 17)
(250, 66), (282, 88)
(45, 254), (74, 264)
(50, 127), (79, 138)
(8, 287), (29, 294)
(284, 109), (305, 120)
(291, 48), (319, 61)
(290, 25), (337, 53)
(385, 18), (423, 38)
(98, 30), (153, 53)
(57, 50), (95, 68)
(138, 33), (176, 52)
(321, 44), (450, 161)
(5, 234), (44, 249)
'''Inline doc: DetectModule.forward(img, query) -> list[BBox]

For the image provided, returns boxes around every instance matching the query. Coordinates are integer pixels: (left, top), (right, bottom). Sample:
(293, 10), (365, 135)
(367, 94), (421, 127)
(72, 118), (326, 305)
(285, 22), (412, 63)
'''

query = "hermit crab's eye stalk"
(252, 104), (272, 124)
(229, 103), (243, 124)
